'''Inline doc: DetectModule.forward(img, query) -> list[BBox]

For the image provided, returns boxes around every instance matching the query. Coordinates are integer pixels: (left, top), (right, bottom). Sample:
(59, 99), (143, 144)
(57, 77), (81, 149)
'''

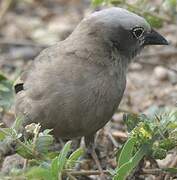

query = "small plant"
(0, 72), (14, 111)
(92, 0), (177, 28)
(111, 108), (177, 179)
(0, 120), (84, 180)
(25, 141), (84, 180)
(0, 108), (176, 179)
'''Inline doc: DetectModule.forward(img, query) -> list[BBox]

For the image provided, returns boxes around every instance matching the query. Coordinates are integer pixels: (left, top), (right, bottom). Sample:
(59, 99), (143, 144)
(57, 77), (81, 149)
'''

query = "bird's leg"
(85, 135), (106, 180)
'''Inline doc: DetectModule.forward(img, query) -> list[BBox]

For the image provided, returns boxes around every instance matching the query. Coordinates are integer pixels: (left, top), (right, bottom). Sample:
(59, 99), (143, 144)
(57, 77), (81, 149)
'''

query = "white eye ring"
(132, 27), (144, 39)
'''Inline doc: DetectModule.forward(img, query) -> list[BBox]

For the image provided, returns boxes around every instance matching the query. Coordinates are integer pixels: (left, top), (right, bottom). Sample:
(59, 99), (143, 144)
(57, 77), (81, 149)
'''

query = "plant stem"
(66, 172), (78, 180)
(142, 168), (165, 175)
(32, 124), (41, 154)
(64, 170), (110, 176)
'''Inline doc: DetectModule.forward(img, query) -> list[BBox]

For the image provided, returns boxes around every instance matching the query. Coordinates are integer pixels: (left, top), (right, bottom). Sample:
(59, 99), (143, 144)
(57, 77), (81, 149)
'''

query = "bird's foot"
(86, 146), (106, 180)
(85, 135), (106, 179)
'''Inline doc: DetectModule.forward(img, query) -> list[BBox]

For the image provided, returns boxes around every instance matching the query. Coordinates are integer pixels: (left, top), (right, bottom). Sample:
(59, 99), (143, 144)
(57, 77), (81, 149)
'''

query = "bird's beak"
(144, 29), (169, 46)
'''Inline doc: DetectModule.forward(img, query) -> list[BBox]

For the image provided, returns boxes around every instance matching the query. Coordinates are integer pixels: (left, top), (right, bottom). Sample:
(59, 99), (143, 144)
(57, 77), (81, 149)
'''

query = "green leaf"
(0, 72), (7, 81)
(114, 144), (149, 180)
(25, 167), (52, 180)
(36, 135), (54, 154)
(92, 0), (104, 6)
(66, 147), (84, 168)
(159, 138), (176, 151)
(0, 131), (6, 140)
(57, 141), (72, 179)
(114, 161), (132, 180)
(168, 0), (177, 6)
(115, 146), (123, 163)
(109, 0), (123, 5)
(145, 105), (162, 117)
(163, 167), (177, 174)
(0, 128), (12, 140)
(0, 84), (10, 92)
(118, 137), (136, 168)
(47, 152), (60, 159)
(42, 129), (53, 135)
(144, 14), (163, 28)
(108, 168), (116, 176)
(123, 113), (140, 132)
(12, 117), (24, 131)
(51, 156), (59, 179)
(16, 142), (34, 159)
(163, 0), (177, 10)
(0, 73), (14, 110)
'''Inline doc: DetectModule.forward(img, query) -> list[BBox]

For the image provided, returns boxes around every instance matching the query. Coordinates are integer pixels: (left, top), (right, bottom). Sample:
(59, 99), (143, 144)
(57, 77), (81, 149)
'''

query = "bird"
(14, 7), (168, 175)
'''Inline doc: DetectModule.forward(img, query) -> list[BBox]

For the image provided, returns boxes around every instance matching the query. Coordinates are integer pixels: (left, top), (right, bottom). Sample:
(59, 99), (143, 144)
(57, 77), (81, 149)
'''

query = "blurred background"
(0, 0), (176, 125)
(0, 0), (176, 179)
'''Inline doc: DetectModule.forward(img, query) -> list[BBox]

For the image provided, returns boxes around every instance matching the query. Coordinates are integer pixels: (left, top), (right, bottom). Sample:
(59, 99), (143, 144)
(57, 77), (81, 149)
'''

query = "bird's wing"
(14, 61), (32, 94)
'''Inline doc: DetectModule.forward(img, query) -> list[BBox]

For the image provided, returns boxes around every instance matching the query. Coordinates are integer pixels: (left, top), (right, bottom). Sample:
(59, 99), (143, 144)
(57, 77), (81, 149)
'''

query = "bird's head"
(82, 7), (168, 60)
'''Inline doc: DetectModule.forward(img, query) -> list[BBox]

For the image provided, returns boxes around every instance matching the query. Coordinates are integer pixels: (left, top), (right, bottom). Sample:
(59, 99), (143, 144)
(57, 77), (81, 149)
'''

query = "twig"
(117, 108), (138, 114)
(142, 168), (165, 175)
(66, 172), (77, 180)
(136, 48), (177, 74)
(137, 50), (177, 59)
(124, 1), (171, 23)
(23, 159), (28, 170)
(137, 60), (177, 74)
(164, 152), (177, 180)
(0, 38), (48, 48)
(65, 170), (110, 176)
(0, 0), (13, 23)
(4, 111), (15, 117)
(32, 124), (41, 154)
(148, 157), (159, 168)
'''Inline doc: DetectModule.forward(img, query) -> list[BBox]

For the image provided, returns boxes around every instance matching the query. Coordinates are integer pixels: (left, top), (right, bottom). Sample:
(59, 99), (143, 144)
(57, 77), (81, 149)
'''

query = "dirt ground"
(0, 0), (176, 179)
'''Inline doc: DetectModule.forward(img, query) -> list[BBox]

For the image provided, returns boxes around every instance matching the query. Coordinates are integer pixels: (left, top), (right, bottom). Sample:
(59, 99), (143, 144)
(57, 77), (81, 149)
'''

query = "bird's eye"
(132, 27), (144, 39)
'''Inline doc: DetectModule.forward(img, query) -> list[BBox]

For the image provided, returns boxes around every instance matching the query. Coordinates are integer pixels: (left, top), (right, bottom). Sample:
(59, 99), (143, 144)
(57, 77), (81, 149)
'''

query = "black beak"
(144, 29), (169, 46)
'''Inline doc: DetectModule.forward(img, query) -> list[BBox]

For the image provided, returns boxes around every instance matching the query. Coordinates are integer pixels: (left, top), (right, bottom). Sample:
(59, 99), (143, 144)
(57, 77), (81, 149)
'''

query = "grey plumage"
(15, 8), (168, 143)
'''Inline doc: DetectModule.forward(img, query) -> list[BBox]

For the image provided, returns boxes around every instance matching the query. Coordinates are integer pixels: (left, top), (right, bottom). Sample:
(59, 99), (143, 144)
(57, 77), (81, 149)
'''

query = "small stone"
(168, 70), (177, 84)
(112, 131), (128, 139)
(48, 18), (74, 40)
(153, 66), (168, 81)
(130, 62), (143, 71)
(1, 154), (24, 173)
(112, 113), (123, 122)
(31, 28), (59, 45)
(157, 154), (173, 168)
